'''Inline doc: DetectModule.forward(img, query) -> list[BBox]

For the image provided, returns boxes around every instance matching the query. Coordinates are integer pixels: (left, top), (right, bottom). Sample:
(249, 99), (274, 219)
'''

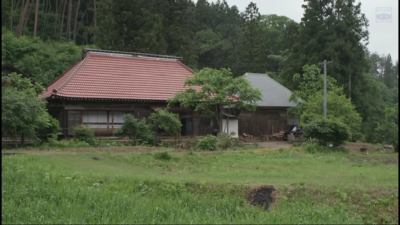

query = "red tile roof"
(39, 50), (196, 100)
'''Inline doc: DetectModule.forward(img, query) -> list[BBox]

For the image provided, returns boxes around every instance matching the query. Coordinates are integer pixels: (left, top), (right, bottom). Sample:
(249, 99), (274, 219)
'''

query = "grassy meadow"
(2, 147), (398, 224)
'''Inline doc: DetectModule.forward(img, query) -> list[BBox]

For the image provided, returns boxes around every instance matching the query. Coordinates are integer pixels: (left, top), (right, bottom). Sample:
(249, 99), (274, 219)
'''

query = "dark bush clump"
(303, 118), (350, 147)
(196, 134), (218, 151)
(73, 124), (94, 145)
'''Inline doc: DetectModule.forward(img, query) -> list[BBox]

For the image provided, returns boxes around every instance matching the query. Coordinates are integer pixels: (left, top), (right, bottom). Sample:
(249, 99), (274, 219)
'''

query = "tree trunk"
(66, 0), (72, 41)
(73, 0), (80, 42)
(20, 134), (25, 147)
(93, 0), (96, 44)
(10, 0), (14, 31)
(54, 0), (63, 35)
(348, 74), (351, 99)
(17, 0), (29, 37)
(41, 0), (50, 42)
(33, 0), (39, 38)
(22, 0), (33, 36)
(59, 0), (66, 41)
(75, 0), (91, 43)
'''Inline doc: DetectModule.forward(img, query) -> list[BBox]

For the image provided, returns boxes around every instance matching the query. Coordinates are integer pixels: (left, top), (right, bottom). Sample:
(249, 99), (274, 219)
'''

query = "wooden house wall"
(47, 99), (213, 138)
(239, 108), (290, 137)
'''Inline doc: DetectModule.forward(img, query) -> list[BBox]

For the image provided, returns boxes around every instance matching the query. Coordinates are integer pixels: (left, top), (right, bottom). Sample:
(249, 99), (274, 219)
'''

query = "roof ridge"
(45, 59), (83, 89)
(245, 72), (293, 92)
(83, 48), (183, 61)
(177, 61), (195, 74)
(54, 53), (90, 93)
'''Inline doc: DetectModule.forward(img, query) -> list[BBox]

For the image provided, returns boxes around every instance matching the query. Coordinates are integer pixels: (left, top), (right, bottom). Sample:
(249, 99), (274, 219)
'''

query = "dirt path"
(1, 141), (292, 156)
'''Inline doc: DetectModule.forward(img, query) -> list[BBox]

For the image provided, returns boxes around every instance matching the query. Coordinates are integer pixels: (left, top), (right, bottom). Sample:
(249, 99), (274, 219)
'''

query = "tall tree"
(66, 0), (72, 41)
(234, 2), (265, 76)
(383, 54), (394, 88)
(33, 0), (38, 38)
(59, 0), (66, 41)
(168, 68), (262, 132)
(280, 0), (369, 97)
(73, 0), (80, 42)
(17, 0), (30, 37)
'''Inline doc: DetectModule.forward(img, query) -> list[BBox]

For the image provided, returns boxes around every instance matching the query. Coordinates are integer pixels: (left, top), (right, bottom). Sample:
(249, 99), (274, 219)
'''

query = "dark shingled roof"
(244, 72), (297, 107)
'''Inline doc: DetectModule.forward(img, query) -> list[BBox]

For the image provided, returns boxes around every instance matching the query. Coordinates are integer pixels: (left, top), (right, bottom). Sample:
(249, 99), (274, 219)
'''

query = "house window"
(83, 111), (108, 129)
(113, 112), (127, 129)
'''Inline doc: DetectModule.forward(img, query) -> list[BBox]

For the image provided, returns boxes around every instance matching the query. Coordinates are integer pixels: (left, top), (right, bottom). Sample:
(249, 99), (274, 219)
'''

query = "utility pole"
(319, 60), (333, 117)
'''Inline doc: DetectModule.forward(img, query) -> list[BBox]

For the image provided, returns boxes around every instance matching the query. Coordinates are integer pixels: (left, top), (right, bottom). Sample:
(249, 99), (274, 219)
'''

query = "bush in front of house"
(196, 134), (218, 151)
(36, 115), (61, 143)
(302, 118), (350, 147)
(115, 114), (154, 145)
(217, 132), (234, 150)
(73, 124), (95, 145)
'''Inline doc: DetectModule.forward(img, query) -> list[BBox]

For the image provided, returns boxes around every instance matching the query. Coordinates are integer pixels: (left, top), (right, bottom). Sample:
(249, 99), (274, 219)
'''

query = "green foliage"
(73, 125), (95, 145)
(196, 134), (218, 151)
(2, 73), (53, 146)
(35, 115), (61, 143)
(153, 151), (173, 160)
(45, 139), (91, 149)
(289, 65), (362, 139)
(280, 0), (369, 96)
(375, 104), (399, 151)
(115, 114), (154, 145)
(168, 67), (262, 131)
(303, 118), (350, 147)
(217, 132), (235, 150)
(234, 2), (265, 75)
(2, 151), (398, 224)
(149, 109), (182, 137)
(2, 29), (93, 86)
(304, 142), (349, 154)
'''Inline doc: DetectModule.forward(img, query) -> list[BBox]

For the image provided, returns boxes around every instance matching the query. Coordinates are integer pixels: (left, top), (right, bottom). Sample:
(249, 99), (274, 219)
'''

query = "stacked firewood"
(239, 133), (255, 141)
(270, 131), (285, 140)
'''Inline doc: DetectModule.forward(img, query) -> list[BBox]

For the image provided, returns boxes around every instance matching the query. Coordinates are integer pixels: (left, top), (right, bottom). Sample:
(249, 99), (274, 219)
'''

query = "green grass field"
(2, 148), (398, 224)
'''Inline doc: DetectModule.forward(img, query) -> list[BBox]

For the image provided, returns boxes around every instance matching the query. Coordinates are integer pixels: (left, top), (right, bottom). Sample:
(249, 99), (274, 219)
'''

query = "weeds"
(153, 151), (173, 160)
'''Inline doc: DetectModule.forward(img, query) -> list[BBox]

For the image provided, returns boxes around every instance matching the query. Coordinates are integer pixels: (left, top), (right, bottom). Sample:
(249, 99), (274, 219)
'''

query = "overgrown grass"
(2, 149), (398, 224)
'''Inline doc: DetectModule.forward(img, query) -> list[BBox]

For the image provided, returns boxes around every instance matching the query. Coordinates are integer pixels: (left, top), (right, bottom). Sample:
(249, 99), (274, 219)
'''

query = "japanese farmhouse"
(39, 49), (297, 138)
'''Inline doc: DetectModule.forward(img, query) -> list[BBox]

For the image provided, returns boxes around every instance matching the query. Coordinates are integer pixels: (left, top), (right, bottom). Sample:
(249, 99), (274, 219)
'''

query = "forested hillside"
(1, 0), (398, 144)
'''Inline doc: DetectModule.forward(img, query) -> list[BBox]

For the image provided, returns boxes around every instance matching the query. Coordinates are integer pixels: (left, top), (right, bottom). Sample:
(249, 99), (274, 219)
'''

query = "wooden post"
(80, 110), (83, 124)
(65, 110), (68, 138)
(107, 111), (110, 130)
(193, 112), (200, 137)
(112, 111), (114, 133)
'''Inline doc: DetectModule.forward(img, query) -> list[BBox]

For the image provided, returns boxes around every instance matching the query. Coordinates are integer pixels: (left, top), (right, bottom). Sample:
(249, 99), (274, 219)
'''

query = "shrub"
(217, 132), (234, 149)
(196, 134), (218, 151)
(234, 139), (244, 147)
(36, 115), (61, 143)
(42, 139), (90, 149)
(303, 118), (350, 147)
(73, 124), (94, 144)
(115, 114), (155, 145)
(153, 151), (172, 160)
(149, 108), (182, 138)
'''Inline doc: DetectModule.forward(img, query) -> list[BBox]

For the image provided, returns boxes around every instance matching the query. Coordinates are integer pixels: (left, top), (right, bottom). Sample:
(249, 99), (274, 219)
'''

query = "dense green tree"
(375, 104), (399, 152)
(168, 68), (262, 132)
(288, 65), (362, 139)
(2, 73), (56, 146)
(383, 54), (395, 88)
(234, 2), (265, 76)
(280, 0), (369, 99)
